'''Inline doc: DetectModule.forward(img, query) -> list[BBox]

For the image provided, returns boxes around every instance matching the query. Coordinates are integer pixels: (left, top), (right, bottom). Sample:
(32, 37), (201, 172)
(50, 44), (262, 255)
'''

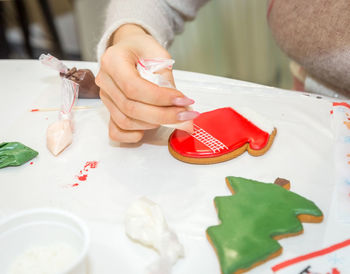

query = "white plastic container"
(0, 208), (90, 274)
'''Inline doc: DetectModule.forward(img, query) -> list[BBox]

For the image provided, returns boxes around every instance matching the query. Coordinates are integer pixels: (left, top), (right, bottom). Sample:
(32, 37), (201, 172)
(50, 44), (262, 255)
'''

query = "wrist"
(109, 24), (148, 46)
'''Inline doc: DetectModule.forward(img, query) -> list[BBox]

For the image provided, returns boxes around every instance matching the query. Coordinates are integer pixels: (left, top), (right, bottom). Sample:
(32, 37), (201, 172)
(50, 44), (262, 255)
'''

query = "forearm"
(97, 0), (210, 61)
(109, 24), (148, 47)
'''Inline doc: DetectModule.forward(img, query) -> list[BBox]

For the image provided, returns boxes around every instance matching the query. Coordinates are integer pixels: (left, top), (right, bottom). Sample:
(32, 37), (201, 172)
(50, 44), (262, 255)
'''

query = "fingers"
(98, 72), (198, 125)
(101, 89), (158, 131)
(100, 46), (190, 106)
(108, 118), (145, 143)
(96, 30), (198, 143)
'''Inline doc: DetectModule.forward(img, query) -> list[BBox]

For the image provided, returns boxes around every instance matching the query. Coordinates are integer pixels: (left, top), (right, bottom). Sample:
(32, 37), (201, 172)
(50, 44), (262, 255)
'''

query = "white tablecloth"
(0, 60), (349, 274)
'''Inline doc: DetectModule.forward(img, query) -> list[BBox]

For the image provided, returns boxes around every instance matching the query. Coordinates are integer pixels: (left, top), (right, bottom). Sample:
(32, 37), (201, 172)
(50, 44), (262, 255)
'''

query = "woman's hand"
(96, 24), (198, 143)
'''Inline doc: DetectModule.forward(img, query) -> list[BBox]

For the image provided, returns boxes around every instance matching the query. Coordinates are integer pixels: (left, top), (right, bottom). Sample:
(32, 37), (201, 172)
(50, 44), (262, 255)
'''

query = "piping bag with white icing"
(137, 58), (194, 134)
(125, 197), (184, 274)
(46, 77), (79, 156)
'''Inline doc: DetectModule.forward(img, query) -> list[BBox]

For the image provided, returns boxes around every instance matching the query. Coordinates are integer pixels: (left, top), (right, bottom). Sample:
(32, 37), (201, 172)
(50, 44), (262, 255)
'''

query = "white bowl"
(0, 208), (90, 274)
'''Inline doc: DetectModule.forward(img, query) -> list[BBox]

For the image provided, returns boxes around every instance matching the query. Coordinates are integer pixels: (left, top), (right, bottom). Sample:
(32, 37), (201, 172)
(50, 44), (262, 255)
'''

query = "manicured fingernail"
(177, 111), (200, 121)
(172, 96), (195, 106)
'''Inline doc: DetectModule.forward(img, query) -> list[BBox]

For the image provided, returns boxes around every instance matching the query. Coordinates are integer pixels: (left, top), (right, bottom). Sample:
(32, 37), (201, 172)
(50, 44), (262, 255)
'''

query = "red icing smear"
(84, 161), (98, 169)
(77, 174), (88, 181)
(169, 107), (271, 159)
(333, 102), (350, 109)
(330, 110), (334, 115)
(30, 109), (39, 112)
(271, 239), (350, 272)
(331, 268), (340, 274)
(29, 162), (34, 165)
(72, 161), (99, 187)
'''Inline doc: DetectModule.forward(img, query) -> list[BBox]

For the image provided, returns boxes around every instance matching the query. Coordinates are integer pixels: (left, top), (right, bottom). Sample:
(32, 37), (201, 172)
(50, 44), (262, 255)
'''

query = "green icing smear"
(0, 142), (38, 168)
(206, 176), (323, 274)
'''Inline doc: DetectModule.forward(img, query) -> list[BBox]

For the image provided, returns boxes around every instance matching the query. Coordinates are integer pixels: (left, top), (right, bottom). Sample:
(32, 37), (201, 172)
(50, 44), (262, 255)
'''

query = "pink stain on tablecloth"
(73, 161), (99, 187)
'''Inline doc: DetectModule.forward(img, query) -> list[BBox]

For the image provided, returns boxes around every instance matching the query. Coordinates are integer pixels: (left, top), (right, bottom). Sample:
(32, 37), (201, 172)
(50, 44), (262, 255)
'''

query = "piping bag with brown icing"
(39, 53), (100, 99)
(137, 58), (195, 134)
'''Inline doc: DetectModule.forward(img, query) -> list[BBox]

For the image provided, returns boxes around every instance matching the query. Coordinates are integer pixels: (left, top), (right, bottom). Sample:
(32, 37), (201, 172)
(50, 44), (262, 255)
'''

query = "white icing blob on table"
(125, 197), (184, 274)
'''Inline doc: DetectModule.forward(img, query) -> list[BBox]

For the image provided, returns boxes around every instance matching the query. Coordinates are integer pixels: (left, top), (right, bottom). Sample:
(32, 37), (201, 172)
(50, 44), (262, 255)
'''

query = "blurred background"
(0, 0), (292, 89)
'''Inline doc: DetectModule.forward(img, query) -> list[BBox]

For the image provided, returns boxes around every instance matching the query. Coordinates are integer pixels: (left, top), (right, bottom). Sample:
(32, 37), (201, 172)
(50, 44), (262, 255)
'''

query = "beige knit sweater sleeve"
(96, 0), (209, 61)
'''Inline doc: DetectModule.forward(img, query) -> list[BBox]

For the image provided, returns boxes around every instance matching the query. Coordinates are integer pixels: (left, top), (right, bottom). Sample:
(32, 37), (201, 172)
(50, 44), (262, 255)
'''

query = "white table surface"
(0, 59), (349, 274)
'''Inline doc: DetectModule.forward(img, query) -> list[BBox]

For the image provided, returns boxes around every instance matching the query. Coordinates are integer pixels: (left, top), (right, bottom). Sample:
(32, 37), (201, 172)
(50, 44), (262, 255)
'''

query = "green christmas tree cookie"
(206, 176), (323, 274)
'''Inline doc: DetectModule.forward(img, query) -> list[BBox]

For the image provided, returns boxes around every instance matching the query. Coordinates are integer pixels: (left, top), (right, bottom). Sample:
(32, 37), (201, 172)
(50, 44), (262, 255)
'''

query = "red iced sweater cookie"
(168, 107), (277, 164)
